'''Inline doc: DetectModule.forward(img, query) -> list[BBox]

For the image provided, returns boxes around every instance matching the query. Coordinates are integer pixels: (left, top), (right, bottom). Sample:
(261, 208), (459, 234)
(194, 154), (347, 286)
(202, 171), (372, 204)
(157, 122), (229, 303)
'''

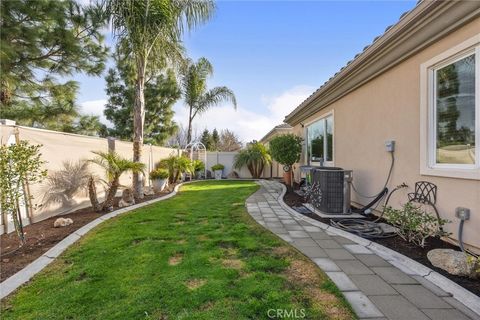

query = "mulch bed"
(0, 185), (176, 282)
(283, 184), (480, 297)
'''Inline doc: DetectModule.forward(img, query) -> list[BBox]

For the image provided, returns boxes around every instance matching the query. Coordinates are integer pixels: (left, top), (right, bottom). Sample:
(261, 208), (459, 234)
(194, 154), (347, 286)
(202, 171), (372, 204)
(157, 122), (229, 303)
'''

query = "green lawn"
(1, 181), (354, 320)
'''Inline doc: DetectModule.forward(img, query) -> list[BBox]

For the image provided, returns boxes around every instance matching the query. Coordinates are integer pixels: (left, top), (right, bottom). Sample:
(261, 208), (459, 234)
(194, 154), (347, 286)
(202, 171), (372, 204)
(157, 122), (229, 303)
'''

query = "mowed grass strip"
(1, 181), (355, 320)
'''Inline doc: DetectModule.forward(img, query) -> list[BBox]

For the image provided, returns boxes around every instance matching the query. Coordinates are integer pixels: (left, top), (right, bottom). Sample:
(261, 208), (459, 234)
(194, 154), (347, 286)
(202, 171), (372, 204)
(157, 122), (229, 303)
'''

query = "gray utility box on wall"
(311, 168), (352, 214)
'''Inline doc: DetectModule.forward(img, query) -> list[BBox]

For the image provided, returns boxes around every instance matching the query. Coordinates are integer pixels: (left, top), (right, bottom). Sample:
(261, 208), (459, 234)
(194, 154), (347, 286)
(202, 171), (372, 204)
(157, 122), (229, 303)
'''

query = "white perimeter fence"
(0, 124), (283, 234)
(0, 125), (178, 234)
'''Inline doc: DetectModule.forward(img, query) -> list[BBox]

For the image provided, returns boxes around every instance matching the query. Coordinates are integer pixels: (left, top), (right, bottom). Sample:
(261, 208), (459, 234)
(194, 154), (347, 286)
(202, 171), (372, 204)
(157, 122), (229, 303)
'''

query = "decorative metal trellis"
(184, 141), (207, 179)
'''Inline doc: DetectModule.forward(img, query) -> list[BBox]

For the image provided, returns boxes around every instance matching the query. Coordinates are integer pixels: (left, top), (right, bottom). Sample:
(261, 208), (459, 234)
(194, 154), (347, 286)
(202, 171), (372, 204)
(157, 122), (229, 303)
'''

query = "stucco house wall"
(289, 16), (480, 251)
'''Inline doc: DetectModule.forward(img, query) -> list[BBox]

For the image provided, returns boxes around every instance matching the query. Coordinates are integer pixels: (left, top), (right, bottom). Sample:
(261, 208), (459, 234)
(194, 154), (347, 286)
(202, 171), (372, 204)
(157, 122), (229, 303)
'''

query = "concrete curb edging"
(0, 181), (193, 300)
(275, 182), (480, 317)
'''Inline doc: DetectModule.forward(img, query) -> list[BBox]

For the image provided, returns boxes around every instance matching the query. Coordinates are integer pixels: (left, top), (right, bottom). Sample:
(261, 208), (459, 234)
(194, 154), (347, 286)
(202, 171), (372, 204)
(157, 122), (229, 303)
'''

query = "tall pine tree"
(0, 0), (108, 134)
(200, 129), (212, 150)
(211, 128), (220, 151)
(104, 43), (179, 145)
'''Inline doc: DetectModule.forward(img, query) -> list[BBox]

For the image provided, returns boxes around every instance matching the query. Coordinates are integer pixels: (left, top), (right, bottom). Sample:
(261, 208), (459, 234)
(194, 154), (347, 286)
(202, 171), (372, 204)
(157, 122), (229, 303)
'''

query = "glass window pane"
(326, 116), (333, 161)
(435, 54), (476, 165)
(307, 120), (324, 162)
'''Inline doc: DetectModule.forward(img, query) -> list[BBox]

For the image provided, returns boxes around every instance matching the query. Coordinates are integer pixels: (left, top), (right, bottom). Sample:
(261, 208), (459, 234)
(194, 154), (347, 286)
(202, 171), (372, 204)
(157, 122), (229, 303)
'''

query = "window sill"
(307, 161), (335, 167)
(420, 166), (480, 180)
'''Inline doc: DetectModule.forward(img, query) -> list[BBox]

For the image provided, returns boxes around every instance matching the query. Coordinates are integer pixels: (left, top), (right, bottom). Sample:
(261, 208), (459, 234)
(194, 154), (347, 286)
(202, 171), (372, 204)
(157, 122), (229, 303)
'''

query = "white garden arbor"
(184, 141), (207, 179)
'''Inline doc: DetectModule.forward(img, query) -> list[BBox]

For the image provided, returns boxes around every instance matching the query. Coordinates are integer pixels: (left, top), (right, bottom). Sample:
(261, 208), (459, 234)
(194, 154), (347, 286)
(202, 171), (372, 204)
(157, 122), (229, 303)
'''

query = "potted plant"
(211, 164), (225, 180)
(149, 168), (169, 193)
(192, 160), (205, 179)
(269, 134), (303, 187)
(233, 141), (271, 178)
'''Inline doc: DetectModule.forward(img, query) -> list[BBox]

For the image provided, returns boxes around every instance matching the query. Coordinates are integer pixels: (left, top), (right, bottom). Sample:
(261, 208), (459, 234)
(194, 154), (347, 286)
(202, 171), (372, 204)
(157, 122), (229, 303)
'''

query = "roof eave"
(284, 1), (480, 126)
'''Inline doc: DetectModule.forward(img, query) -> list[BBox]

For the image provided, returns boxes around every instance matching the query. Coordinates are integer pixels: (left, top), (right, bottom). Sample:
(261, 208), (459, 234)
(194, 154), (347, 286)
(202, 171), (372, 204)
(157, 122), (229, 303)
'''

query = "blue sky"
(78, 0), (416, 142)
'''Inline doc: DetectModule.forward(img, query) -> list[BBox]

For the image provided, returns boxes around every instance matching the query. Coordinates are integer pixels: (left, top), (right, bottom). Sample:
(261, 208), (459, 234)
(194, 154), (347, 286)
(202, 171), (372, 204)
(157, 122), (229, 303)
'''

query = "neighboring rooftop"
(259, 123), (292, 143)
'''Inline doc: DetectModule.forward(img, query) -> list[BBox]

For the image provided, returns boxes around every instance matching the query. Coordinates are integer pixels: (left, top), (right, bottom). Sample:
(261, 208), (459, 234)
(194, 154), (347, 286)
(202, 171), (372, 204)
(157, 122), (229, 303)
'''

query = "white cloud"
(79, 85), (314, 143)
(173, 85), (314, 143)
(79, 99), (110, 125)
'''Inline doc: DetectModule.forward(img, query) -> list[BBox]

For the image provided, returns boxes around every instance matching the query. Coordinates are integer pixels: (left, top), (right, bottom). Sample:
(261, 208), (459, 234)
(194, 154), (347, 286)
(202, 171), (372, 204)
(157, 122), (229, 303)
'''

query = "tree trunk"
(15, 199), (25, 245)
(247, 163), (254, 178)
(102, 178), (119, 211)
(186, 106), (193, 144)
(12, 200), (25, 246)
(88, 176), (102, 212)
(133, 59), (146, 199)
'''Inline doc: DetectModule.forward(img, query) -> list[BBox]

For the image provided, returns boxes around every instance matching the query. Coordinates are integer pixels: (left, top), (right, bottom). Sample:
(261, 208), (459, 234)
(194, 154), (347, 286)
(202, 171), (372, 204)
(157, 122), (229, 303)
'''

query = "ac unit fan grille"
(311, 168), (351, 214)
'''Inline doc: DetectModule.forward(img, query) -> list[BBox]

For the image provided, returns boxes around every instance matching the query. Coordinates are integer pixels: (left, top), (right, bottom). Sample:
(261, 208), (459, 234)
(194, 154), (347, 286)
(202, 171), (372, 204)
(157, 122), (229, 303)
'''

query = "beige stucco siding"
(291, 17), (480, 251)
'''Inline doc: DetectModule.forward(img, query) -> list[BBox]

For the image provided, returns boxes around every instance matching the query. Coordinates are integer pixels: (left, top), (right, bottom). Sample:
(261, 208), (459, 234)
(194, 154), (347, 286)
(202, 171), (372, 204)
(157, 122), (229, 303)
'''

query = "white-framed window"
(420, 35), (480, 180)
(305, 112), (334, 165)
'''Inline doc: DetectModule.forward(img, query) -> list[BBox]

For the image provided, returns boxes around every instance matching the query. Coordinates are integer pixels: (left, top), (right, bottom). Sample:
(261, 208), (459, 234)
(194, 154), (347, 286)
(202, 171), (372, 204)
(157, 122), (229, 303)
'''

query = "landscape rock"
(53, 218), (73, 228)
(144, 186), (155, 196)
(118, 188), (135, 208)
(427, 249), (471, 276)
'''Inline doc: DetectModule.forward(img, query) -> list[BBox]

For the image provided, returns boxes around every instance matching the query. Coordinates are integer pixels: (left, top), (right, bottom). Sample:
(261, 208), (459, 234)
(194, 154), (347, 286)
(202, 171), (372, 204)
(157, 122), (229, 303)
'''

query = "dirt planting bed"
(283, 184), (480, 296)
(1, 186), (175, 282)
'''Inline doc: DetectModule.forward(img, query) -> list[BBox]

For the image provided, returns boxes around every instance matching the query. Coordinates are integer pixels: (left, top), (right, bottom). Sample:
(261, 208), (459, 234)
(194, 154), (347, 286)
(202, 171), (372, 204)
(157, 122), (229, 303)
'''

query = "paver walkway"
(246, 180), (480, 320)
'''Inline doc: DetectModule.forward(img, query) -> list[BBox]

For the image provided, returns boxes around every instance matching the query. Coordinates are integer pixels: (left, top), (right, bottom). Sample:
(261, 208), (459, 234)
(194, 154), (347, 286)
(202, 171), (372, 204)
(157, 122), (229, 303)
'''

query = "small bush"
(192, 160), (205, 172)
(156, 155), (193, 183)
(384, 202), (449, 247)
(466, 255), (480, 280)
(211, 164), (224, 171)
(149, 168), (169, 180)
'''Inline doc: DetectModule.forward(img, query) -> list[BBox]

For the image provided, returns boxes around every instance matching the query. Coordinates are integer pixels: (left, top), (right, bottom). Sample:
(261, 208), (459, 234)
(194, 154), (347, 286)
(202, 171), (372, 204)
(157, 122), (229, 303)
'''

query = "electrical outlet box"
(455, 207), (470, 220)
(385, 140), (395, 152)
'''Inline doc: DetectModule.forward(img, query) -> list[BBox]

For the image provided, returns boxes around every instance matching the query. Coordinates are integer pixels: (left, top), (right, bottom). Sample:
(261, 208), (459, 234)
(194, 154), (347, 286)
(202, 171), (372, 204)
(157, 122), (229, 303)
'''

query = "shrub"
(233, 142), (271, 178)
(192, 160), (205, 172)
(466, 255), (480, 280)
(269, 134), (303, 170)
(149, 168), (169, 180)
(384, 202), (449, 247)
(156, 155), (193, 183)
(211, 163), (224, 171)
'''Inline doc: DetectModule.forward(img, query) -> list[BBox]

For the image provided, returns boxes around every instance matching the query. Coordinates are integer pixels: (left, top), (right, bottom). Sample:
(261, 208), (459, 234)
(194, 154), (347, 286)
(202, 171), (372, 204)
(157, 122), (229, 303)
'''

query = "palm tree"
(233, 142), (271, 179)
(103, 0), (215, 198)
(181, 57), (237, 143)
(88, 151), (145, 211)
(156, 155), (193, 183)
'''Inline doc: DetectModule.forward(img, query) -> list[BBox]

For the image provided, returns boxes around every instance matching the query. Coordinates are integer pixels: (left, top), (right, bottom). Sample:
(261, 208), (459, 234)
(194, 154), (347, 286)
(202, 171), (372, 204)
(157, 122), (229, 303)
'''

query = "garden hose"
(351, 187), (388, 215)
(330, 219), (395, 239)
(330, 183), (408, 239)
